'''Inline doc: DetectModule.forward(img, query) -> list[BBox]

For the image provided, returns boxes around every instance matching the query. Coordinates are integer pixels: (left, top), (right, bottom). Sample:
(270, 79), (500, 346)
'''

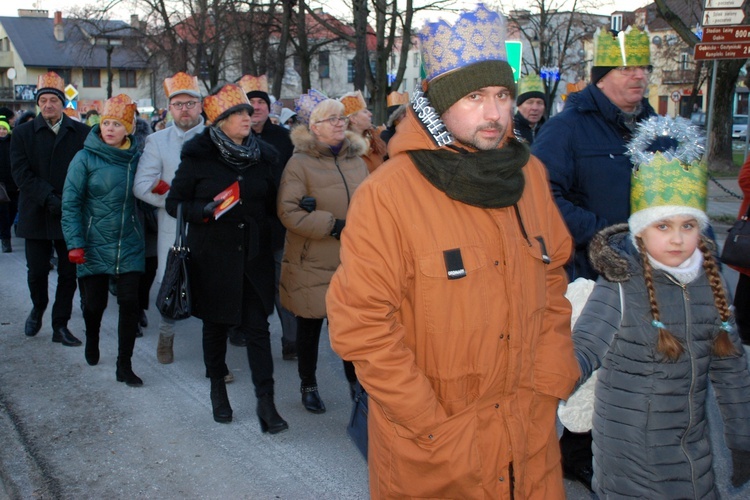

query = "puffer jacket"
(62, 126), (144, 277)
(327, 108), (579, 499)
(531, 85), (658, 280)
(278, 126), (367, 319)
(573, 224), (750, 499)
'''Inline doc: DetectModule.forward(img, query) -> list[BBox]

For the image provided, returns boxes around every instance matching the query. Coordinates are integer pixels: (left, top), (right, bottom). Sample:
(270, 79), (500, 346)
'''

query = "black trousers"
(24, 238), (77, 329)
(296, 316), (325, 387)
(0, 191), (18, 240)
(202, 276), (274, 397)
(138, 255), (158, 311)
(735, 273), (750, 345)
(79, 272), (141, 359)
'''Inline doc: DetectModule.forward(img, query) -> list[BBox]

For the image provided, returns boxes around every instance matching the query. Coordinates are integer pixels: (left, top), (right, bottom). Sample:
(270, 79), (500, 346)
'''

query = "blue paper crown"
(294, 89), (328, 125)
(419, 4), (508, 82)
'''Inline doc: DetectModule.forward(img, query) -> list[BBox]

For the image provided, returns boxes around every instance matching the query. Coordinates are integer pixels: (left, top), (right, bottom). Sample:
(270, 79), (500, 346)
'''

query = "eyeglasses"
(615, 65), (653, 76)
(170, 101), (199, 110)
(315, 116), (349, 126)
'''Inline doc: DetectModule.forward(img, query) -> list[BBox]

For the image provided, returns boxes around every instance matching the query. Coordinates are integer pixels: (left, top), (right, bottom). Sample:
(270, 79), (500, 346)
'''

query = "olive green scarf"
(408, 138), (529, 208)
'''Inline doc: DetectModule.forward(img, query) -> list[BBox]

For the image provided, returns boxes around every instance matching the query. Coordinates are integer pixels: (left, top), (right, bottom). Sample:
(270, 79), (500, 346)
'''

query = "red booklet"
(213, 181), (240, 219)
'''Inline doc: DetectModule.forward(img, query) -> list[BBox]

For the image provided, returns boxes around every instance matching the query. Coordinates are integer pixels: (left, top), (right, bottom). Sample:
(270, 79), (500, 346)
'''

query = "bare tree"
(653, 0), (749, 170)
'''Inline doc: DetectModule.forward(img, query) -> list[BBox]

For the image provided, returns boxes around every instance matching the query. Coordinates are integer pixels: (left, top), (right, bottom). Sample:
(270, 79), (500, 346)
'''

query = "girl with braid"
(570, 154), (750, 499)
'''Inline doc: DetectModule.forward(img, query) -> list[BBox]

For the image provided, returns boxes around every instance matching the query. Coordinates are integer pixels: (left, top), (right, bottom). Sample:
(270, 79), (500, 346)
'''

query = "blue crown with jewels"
(418, 4), (508, 83)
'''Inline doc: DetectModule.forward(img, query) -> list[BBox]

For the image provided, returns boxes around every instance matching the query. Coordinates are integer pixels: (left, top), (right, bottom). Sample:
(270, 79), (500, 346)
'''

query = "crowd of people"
(2, 3), (750, 499)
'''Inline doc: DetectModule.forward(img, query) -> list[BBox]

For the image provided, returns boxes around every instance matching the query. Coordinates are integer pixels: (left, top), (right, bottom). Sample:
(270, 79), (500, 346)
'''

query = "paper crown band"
(517, 73), (544, 96)
(294, 89), (328, 125)
(419, 3), (508, 83)
(101, 93), (137, 134)
(163, 72), (201, 99)
(238, 75), (269, 94)
(593, 26), (650, 67)
(203, 84), (252, 123)
(387, 91), (409, 107)
(339, 91), (367, 116)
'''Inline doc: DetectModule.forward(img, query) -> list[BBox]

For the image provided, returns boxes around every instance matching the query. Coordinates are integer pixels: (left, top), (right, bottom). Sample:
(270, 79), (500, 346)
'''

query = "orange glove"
(151, 179), (170, 195)
(68, 248), (86, 264)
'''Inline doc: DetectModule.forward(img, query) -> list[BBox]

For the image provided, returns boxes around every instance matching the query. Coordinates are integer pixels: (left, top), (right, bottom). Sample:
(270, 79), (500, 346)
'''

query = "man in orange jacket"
(327, 5), (578, 499)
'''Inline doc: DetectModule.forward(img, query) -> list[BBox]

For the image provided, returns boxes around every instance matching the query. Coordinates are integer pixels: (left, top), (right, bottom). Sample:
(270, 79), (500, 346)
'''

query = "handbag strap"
(174, 203), (186, 248)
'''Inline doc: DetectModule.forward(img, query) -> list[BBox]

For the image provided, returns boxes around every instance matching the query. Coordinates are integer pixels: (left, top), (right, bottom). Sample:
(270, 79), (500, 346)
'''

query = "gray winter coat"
(573, 224), (750, 499)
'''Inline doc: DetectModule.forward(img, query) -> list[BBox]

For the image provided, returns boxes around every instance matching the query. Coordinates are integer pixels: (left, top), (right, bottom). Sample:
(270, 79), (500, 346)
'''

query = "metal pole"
(705, 59), (718, 158)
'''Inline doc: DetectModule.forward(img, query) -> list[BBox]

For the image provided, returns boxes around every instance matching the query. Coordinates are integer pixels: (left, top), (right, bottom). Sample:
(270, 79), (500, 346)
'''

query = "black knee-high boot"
(210, 377), (232, 423)
(116, 304), (142, 386)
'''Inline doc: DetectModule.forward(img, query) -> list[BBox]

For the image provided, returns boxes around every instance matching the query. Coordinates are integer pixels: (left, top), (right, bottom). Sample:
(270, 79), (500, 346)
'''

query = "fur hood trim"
(589, 223), (716, 283)
(289, 125), (367, 159)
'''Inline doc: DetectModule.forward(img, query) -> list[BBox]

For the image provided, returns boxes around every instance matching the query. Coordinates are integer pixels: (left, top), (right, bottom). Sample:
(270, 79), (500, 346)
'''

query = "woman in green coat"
(62, 94), (145, 386)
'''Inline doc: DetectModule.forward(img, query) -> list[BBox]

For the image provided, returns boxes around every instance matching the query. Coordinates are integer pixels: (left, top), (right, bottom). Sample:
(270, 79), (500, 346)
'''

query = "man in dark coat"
(513, 73), (546, 145)
(532, 26), (655, 490)
(10, 71), (90, 345)
(239, 74), (297, 359)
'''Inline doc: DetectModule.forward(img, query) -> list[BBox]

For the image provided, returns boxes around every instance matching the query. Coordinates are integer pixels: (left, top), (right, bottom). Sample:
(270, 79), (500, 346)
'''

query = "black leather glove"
(202, 200), (222, 219)
(299, 196), (316, 213)
(46, 194), (62, 216)
(732, 450), (750, 487)
(330, 218), (345, 240)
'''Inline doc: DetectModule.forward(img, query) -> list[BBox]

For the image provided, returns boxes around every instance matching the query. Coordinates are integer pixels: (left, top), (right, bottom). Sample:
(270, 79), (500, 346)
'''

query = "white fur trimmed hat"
(628, 205), (709, 239)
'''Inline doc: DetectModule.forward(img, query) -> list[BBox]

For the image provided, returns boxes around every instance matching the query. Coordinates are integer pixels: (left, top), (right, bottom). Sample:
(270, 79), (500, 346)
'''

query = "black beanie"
(426, 60), (516, 115)
(36, 87), (66, 104)
(516, 91), (546, 107)
(245, 90), (271, 110)
(591, 67), (616, 85)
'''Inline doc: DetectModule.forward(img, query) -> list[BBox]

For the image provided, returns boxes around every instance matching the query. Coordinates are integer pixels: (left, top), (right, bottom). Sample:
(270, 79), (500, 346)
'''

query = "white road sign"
(702, 9), (745, 25)
(704, 0), (745, 8)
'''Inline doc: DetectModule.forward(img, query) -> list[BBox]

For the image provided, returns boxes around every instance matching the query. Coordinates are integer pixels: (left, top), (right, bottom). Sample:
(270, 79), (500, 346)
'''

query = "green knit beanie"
(426, 60), (516, 115)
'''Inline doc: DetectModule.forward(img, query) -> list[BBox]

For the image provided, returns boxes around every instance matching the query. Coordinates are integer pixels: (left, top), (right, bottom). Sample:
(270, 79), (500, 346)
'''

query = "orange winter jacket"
(327, 109), (579, 499)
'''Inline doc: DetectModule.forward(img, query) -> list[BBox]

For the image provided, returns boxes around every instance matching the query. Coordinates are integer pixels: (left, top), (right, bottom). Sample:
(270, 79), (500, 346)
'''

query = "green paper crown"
(517, 73), (544, 96)
(593, 25), (650, 67)
(630, 153), (707, 214)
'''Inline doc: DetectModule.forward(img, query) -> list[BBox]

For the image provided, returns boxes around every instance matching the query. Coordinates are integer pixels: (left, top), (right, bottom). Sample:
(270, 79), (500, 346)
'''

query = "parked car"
(690, 110), (706, 129)
(733, 115), (747, 141)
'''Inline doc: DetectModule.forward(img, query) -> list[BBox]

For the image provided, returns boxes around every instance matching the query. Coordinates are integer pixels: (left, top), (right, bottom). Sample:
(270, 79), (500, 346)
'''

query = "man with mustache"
(327, 5), (578, 498)
(532, 26), (655, 490)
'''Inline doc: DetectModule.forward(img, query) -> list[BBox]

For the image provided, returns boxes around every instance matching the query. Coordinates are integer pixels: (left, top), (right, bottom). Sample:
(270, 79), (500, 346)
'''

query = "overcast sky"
(0, 0), (651, 19)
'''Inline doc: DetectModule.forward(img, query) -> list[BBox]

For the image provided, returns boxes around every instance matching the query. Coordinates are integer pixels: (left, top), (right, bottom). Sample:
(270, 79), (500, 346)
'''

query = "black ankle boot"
(301, 385), (326, 414)
(257, 394), (288, 434)
(116, 358), (143, 387)
(210, 377), (232, 423)
(85, 332), (100, 366)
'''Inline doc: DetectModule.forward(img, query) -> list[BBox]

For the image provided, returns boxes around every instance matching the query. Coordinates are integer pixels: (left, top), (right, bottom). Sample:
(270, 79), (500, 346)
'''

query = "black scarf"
(209, 126), (260, 169)
(408, 138), (529, 208)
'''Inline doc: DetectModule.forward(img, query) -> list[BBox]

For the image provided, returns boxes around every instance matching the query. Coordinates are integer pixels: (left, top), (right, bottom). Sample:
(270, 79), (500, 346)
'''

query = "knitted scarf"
(209, 126), (260, 169)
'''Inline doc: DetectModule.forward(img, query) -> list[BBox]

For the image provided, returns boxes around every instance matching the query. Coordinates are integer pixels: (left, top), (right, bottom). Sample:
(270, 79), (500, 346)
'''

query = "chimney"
(130, 14), (140, 30)
(53, 11), (64, 42)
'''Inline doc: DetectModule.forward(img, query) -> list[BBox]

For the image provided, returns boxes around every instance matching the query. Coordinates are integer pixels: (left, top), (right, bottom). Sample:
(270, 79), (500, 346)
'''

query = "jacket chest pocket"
(417, 246), (489, 335)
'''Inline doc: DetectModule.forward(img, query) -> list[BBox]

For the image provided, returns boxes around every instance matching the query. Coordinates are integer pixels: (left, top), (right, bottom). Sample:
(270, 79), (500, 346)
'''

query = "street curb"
(0, 391), (59, 499)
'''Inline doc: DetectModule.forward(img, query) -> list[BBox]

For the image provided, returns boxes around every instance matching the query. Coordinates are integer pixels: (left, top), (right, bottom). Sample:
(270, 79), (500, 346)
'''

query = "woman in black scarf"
(166, 84), (287, 433)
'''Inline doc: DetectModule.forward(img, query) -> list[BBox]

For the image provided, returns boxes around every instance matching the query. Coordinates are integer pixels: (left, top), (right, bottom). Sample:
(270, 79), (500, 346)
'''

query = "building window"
(348, 59), (355, 83)
(413, 52), (419, 67)
(119, 69), (136, 88)
(319, 51), (330, 79)
(48, 68), (72, 83)
(83, 69), (101, 87)
(413, 78), (419, 92)
(680, 53), (690, 70)
(610, 14), (622, 32)
(1, 37), (9, 51)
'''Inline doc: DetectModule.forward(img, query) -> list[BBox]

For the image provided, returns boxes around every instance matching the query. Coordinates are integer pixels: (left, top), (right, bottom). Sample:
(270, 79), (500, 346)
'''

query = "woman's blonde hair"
(309, 99), (345, 126)
(635, 235), (737, 361)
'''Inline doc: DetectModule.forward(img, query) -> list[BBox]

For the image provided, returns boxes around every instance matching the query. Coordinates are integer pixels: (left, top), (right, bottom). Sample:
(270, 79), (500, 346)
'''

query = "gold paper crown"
(593, 26), (650, 67)
(63, 108), (80, 121)
(294, 89), (328, 125)
(517, 73), (544, 96)
(101, 94), (137, 134)
(203, 84), (252, 124)
(630, 153), (707, 214)
(387, 91), (409, 107)
(419, 4), (508, 82)
(163, 72), (201, 99)
(238, 75), (269, 94)
(36, 71), (65, 93)
(339, 91), (367, 116)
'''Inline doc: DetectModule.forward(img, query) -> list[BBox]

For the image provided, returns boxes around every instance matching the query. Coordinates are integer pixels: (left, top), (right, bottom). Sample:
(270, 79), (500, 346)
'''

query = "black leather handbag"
(156, 204), (192, 320)
(721, 205), (750, 269)
(347, 381), (368, 460)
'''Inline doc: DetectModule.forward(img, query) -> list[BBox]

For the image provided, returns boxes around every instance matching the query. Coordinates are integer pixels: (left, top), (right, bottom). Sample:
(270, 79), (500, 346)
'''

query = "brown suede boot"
(156, 334), (174, 364)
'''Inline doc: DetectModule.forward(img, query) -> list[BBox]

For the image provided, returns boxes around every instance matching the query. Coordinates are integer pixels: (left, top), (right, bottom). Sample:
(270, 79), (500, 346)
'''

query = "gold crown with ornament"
(339, 91), (367, 116)
(163, 72), (201, 99)
(37, 71), (65, 93)
(203, 84), (252, 124)
(238, 74), (269, 94)
(101, 94), (137, 134)
(594, 25), (650, 67)
(631, 154), (707, 214)
(517, 73), (544, 96)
